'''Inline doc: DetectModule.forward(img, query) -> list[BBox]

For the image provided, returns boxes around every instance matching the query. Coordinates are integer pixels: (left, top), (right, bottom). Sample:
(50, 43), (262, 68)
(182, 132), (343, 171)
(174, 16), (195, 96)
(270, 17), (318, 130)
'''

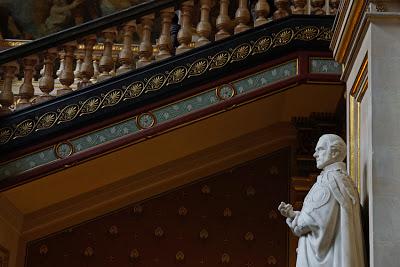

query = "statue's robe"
(286, 162), (365, 267)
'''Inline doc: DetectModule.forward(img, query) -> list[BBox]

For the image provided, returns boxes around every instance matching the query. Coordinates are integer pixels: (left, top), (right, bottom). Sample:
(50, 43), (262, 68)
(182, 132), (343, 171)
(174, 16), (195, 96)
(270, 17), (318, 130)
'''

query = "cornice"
(331, 0), (367, 64)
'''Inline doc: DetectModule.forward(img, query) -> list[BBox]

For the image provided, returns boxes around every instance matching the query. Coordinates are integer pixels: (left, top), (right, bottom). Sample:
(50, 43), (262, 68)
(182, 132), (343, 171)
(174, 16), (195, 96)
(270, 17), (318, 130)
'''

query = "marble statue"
(278, 134), (365, 267)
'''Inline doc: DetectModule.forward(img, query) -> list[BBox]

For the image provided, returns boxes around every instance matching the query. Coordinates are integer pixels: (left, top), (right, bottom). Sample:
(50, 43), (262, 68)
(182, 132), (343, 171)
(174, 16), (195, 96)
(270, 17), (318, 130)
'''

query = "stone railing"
(0, 0), (339, 116)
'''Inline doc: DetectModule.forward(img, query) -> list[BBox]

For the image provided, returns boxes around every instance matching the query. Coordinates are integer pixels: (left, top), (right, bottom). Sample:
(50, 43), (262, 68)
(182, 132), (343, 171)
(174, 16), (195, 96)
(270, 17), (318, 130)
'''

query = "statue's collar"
(323, 162), (347, 173)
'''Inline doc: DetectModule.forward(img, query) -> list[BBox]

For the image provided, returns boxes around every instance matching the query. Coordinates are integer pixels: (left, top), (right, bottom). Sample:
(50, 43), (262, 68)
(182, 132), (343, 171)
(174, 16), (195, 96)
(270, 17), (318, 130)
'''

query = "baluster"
(215, 0), (231, 40)
(98, 27), (117, 81)
(90, 56), (100, 83)
(16, 56), (38, 109)
(0, 62), (18, 115)
(74, 53), (83, 84)
(235, 0), (251, 34)
(157, 8), (174, 60)
(176, 1), (194, 54)
(56, 52), (65, 83)
(78, 35), (96, 89)
(292, 0), (306, 14)
(329, 0), (340, 15)
(38, 48), (57, 103)
(137, 14), (155, 68)
(254, 0), (270, 27)
(311, 0), (325, 15)
(273, 0), (291, 20)
(58, 42), (76, 95)
(196, 0), (212, 47)
(117, 21), (136, 74)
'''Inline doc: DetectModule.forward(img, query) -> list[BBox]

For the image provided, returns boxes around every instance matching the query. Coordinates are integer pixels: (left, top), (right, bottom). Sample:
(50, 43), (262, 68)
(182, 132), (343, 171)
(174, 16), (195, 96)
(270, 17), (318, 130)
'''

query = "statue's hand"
(278, 202), (296, 219)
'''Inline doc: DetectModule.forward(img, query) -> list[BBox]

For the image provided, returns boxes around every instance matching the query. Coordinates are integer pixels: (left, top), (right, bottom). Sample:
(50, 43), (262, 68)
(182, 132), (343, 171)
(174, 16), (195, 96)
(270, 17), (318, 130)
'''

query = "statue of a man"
(278, 134), (365, 267)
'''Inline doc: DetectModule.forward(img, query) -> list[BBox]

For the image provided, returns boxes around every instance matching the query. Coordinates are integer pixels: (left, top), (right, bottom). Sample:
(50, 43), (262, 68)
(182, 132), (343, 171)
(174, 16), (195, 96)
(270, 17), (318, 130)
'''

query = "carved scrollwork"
(0, 25), (333, 144)
(252, 36), (272, 55)
(0, 127), (13, 144)
(14, 120), (35, 138)
(36, 112), (57, 130)
(80, 97), (101, 115)
(58, 105), (79, 123)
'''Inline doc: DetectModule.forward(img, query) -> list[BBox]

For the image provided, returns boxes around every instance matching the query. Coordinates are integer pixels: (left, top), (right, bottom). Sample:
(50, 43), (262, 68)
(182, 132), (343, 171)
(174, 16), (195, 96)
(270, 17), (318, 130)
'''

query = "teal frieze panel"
(0, 60), (299, 178)
(234, 60), (298, 94)
(71, 119), (139, 152)
(309, 58), (342, 74)
(0, 148), (56, 180)
(154, 90), (219, 124)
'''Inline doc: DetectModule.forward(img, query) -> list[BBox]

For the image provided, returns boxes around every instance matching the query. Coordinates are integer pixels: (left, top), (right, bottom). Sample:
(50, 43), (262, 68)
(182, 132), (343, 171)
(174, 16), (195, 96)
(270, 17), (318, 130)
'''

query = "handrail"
(0, 0), (184, 65)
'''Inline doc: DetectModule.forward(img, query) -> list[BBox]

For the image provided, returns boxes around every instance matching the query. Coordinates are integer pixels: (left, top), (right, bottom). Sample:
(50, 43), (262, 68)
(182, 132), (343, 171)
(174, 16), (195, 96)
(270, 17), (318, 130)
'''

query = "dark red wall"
(26, 149), (290, 267)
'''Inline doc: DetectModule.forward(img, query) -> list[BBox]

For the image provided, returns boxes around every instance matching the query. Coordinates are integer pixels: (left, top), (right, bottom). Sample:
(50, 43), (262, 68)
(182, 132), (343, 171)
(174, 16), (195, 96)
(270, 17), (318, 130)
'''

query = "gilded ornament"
(267, 255), (277, 265)
(244, 231), (255, 241)
(39, 244), (48, 256)
(201, 185), (211, 194)
(221, 253), (230, 264)
(108, 225), (119, 235)
(0, 128), (12, 144)
(273, 29), (294, 47)
(199, 228), (209, 240)
(102, 90), (123, 107)
(246, 185), (256, 196)
(80, 97), (101, 115)
(223, 208), (232, 217)
(132, 204), (143, 214)
(269, 166), (279, 175)
(84, 246), (94, 257)
(167, 67), (187, 85)
(176, 251), (185, 261)
(294, 26), (319, 41)
(252, 36), (272, 55)
(125, 82), (144, 99)
(154, 226), (164, 237)
(178, 206), (188, 216)
(188, 59), (208, 77)
(268, 210), (278, 219)
(14, 120), (34, 138)
(145, 75), (166, 92)
(231, 44), (252, 62)
(54, 142), (74, 159)
(129, 249), (140, 260)
(0, 26), (333, 145)
(209, 51), (230, 70)
(58, 105), (79, 122)
(36, 112), (57, 130)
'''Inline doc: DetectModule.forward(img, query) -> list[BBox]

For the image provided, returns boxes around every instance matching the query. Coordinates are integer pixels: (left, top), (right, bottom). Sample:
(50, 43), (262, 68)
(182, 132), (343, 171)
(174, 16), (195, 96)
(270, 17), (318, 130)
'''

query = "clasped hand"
(278, 202), (296, 219)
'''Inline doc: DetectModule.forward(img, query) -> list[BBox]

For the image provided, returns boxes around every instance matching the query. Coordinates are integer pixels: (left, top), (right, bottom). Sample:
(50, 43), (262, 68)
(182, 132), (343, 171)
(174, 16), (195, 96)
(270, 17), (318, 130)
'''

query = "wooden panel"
(25, 149), (290, 267)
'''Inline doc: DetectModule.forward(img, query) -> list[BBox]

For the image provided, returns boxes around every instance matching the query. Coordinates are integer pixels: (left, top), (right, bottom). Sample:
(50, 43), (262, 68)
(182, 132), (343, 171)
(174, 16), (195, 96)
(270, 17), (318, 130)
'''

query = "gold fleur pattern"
(0, 26), (333, 144)
(26, 151), (289, 266)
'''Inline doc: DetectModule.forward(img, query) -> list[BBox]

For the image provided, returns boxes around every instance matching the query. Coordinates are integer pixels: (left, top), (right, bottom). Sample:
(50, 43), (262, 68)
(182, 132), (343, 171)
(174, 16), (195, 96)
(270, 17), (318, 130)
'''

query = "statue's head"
(313, 134), (346, 169)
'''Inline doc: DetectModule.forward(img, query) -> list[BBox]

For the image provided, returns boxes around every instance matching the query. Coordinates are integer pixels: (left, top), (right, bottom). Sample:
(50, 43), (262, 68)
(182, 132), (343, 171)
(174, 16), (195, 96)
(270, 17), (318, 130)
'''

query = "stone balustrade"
(0, 0), (339, 115)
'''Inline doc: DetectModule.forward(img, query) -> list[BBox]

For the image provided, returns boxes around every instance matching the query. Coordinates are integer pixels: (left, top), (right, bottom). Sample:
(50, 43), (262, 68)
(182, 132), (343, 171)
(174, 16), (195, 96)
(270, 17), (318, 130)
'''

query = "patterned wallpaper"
(25, 149), (290, 267)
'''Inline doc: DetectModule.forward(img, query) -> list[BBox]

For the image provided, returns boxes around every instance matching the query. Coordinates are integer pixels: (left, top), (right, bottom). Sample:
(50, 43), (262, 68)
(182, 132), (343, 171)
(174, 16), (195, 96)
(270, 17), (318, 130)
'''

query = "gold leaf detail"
(36, 112), (57, 130)
(210, 51), (230, 70)
(231, 44), (251, 62)
(103, 90), (122, 107)
(252, 36), (272, 54)
(168, 67), (187, 85)
(81, 97), (100, 115)
(145, 75), (166, 92)
(59, 105), (79, 122)
(125, 82), (144, 99)
(14, 120), (34, 138)
(0, 128), (12, 144)
(317, 28), (333, 41)
(295, 26), (319, 41)
(273, 29), (294, 47)
(189, 59), (208, 76)
(176, 251), (185, 261)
